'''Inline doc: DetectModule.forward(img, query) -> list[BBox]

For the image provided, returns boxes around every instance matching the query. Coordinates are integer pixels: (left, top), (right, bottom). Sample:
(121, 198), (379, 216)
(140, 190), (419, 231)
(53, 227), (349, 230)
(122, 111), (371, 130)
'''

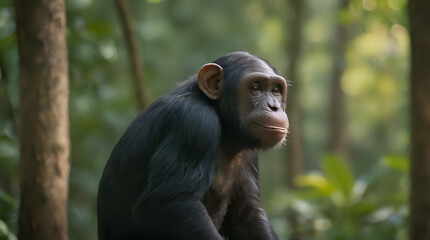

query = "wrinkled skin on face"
(237, 60), (289, 148)
(198, 54), (289, 149)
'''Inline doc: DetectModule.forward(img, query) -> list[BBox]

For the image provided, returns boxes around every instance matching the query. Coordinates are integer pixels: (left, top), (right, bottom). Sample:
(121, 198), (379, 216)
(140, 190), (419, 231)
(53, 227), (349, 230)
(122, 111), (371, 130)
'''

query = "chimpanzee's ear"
(197, 63), (224, 100)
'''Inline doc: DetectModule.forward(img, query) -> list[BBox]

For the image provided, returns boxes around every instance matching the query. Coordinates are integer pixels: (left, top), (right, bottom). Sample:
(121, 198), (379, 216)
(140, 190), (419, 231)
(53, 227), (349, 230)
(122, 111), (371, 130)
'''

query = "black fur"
(97, 52), (280, 240)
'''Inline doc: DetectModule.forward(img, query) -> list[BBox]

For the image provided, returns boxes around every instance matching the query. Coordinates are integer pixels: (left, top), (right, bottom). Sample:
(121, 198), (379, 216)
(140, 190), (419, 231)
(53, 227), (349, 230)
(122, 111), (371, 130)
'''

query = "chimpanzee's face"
(237, 60), (289, 148)
(197, 53), (289, 149)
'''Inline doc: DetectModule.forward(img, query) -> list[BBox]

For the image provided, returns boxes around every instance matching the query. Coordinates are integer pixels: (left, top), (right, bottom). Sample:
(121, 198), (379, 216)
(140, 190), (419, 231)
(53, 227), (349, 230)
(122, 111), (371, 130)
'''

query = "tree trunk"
(327, 0), (349, 159)
(409, 1), (430, 240)
(286, 0), (304, 191)
(115, 0), (150, 110)
(285, 0), (305, 239)
(15, 0), (70, 239)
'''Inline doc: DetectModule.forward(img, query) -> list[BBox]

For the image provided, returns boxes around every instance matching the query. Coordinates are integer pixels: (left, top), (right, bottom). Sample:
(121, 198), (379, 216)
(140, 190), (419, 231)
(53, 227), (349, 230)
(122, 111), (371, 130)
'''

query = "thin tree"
(286, 0), (304, 191)
(285, 0), (305, 238)
(408, 0), (430, 240)
(15, 0), (70, 239)
(115, 0), (150, 109)
(327, 0), (349, 159)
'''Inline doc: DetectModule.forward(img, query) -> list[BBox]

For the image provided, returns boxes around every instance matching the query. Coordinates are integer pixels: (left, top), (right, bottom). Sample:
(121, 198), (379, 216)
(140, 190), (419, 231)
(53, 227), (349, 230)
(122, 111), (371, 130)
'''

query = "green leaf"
(293, 188), (332, 200)
(296, 174), (334, 195)
(338, 9), (352, 25)
(0, 219), (8, 239)
(322, 154), (354, 199)
(349, 201), (378, 217)
(383, 155), (410, 172)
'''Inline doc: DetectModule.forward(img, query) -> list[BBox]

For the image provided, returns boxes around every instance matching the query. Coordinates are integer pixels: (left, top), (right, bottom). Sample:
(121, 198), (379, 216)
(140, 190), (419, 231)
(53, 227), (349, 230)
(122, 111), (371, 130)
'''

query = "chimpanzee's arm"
(128, 94), (223, 240)
(220, 152), (279, 240)
(130, 135), (223, 240)
(132, 200), (221, 240)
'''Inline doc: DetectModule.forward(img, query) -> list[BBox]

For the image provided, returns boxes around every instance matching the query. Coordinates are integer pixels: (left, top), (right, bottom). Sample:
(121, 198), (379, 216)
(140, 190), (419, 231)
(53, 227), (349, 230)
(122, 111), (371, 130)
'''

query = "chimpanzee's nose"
(267, 97), (280, 112)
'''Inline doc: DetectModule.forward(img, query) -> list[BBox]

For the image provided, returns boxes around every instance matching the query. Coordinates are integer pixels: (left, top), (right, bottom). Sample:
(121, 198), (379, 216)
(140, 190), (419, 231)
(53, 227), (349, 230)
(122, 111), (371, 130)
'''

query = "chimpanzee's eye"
(272, 86), (281, 96)
(249, 83), (262, 95)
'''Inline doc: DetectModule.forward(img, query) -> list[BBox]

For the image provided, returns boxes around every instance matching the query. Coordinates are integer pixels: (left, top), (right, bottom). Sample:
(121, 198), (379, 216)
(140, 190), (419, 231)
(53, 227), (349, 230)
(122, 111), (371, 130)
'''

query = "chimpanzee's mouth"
(253, 123), (288, 134)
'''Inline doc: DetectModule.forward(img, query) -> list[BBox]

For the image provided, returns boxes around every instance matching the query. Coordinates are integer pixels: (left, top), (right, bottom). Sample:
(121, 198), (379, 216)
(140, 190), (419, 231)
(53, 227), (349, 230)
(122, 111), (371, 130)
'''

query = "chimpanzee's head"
(197, 52), (289, 149)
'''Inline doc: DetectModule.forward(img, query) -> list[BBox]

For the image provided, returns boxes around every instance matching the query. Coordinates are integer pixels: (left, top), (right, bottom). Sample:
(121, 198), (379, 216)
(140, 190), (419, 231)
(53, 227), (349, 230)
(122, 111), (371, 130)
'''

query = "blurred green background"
(0, 0), (409, 239)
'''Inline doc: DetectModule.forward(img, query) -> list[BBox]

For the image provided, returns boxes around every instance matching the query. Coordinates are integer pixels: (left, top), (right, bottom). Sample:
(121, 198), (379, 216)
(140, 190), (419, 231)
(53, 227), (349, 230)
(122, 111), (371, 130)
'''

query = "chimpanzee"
(97, 52), (289, 240)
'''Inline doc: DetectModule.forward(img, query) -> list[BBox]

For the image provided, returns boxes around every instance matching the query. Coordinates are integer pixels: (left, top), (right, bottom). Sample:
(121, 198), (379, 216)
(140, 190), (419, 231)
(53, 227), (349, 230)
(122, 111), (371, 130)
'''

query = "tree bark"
(286, 0), (304, 191)
(15, 0), (70, 239)
(115, 0), (150, 110)
(285, 0), (305, 239)
(327, 0), (349, 159)
(409, 1), (430, 240)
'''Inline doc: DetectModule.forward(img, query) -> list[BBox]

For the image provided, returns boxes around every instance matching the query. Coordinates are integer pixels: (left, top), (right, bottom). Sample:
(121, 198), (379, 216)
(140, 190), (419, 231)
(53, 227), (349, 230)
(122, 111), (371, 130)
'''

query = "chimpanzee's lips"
(253, 123), (288, 134)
